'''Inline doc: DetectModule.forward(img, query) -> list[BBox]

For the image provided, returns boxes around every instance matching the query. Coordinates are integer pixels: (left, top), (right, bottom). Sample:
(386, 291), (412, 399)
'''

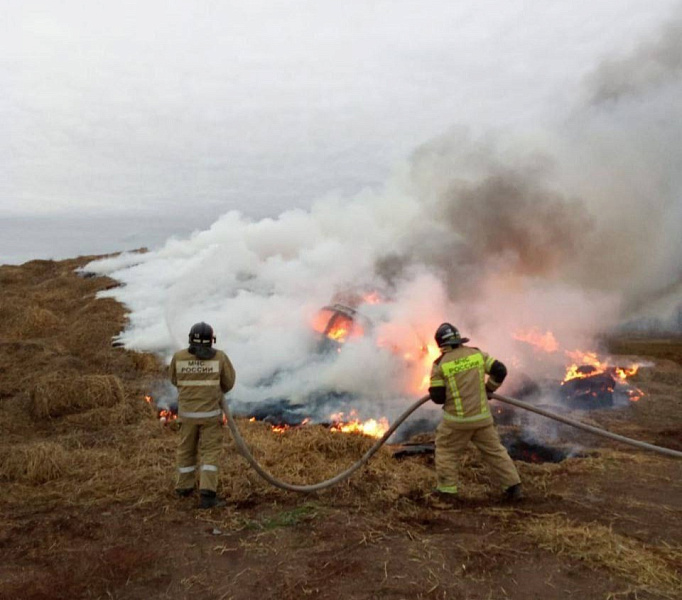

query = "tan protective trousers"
(176, 419), (223, 492)
(435, 420), (521, 494)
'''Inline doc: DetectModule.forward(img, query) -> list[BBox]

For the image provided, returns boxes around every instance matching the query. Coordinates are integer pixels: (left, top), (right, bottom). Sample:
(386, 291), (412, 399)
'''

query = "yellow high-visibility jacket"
(429, 345), (502, 430)
(169, 348), (236, 421)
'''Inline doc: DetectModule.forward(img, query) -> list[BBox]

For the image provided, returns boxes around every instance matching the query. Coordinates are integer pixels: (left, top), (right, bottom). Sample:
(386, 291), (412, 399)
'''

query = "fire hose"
(490, 392), (682, 459)
(221, 395), (431, 493)
(220, 391), (682, 494)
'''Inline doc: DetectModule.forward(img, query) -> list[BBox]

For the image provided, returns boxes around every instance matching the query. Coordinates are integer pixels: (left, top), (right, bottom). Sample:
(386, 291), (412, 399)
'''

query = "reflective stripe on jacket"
(429, 346), (496, 429)
(169, 348), (236, 419)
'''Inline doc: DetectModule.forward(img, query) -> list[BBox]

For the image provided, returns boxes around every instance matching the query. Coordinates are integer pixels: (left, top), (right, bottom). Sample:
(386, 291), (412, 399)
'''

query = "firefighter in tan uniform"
(428, 323), (522, 502)
(170, 322), (236, 509)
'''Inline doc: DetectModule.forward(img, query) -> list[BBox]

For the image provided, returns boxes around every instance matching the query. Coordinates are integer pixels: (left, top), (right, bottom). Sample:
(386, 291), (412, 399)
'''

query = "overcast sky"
(1, 0), (679, 264)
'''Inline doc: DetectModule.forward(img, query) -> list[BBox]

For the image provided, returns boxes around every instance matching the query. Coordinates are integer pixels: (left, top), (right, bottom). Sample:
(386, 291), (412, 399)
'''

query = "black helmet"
(435, 323), (469, 348)
(189, 322), (216, 347)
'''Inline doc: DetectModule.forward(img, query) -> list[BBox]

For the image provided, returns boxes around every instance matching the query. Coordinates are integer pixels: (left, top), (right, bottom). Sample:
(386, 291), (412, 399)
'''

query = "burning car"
(311, 303), (373, 353)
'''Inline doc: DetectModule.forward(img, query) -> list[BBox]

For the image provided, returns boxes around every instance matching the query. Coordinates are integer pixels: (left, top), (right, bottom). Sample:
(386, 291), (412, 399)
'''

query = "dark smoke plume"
(367, 8), (682, 333)
(587, 12), (682, 104)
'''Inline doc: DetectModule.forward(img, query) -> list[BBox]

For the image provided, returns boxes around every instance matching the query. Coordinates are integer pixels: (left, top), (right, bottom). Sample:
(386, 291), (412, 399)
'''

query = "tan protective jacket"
(429, 345), (499, 430)
(169, 348), (236, 420)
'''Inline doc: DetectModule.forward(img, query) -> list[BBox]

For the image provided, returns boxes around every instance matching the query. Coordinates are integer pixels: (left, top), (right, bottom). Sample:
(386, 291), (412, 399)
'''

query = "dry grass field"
(0, 256), (680, 600)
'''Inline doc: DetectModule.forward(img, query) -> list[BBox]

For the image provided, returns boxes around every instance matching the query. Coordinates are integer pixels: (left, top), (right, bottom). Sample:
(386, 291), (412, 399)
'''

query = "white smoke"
(86, 7), (682, 413)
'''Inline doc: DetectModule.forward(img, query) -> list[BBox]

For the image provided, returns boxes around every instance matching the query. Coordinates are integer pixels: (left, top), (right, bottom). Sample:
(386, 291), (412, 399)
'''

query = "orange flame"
(268, 418), (311, 434)
(561, 350), (644, 401)
(563, 350), (606, 381)
(625, 387), (644, 402)
(614, 365), (640, 381)
(329, 410), (389, 438)
(510, 331), (644, 402)
(311, 307), (363, 344)
(362, 291), (382, 305)
(327, 319), (352, 342)
(262, 413), (388, 438)
(158, 408), (178, 423)
(144, 394), (179, 422)
(513, 328), (559, 353)
(375, 324), (441, 395)
(418, 342), (442, 392)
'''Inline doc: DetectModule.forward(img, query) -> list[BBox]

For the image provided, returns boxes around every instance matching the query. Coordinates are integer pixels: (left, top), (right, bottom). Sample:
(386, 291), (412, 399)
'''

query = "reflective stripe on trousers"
(175, 420), (223, 493)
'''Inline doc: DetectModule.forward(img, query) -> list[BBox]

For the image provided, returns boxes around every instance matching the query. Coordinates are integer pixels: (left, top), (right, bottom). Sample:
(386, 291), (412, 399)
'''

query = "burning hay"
(218, 418), (435, 505)
(560, 351), (644, 407)
(30, 374), (126, 419)
(249, 411), (391, 439)
(0, 441), (70, 483)
(1, 256), (680, 600)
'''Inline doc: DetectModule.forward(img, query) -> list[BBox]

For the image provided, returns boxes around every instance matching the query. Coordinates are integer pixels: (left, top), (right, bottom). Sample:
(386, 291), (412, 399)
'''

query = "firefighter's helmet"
(434, 323), (469, 348)
(189, 322), (216, 347)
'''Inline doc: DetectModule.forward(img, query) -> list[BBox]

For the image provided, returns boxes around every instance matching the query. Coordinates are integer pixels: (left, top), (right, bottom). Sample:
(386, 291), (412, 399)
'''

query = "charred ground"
(0, 257), (681, 600)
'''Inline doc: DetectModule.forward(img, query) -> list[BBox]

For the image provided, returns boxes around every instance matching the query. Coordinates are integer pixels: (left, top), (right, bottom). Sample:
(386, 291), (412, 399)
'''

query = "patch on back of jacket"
(177, 360), (220, 374)
(441, 353), (484, 375)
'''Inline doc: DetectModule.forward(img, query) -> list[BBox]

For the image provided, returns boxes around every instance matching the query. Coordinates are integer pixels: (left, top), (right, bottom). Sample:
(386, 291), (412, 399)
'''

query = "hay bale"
(31, 374), (125, 419)
(0, 441), (70, 483)
(62, 397), (142, 429)
(129, 351), (162, 373)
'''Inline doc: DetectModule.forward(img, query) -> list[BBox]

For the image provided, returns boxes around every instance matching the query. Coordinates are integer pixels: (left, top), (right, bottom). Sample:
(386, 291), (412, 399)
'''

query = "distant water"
(0, 212), (220, 265)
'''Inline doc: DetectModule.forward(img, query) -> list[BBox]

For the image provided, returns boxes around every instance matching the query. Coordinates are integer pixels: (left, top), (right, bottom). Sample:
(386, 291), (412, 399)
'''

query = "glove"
(429, 387), (446, 405)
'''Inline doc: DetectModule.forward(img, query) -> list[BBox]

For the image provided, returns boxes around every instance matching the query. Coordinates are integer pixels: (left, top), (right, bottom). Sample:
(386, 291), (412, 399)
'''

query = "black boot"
(175, 488), (194, 498)
(199, 490), (226, 509)
(504, 483), (523, 502)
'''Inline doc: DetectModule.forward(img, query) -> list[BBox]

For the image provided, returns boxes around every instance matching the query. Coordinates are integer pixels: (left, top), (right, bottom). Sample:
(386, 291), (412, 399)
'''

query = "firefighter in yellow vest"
(170, 322), (236, 509)
(428, 323), (522, 502)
